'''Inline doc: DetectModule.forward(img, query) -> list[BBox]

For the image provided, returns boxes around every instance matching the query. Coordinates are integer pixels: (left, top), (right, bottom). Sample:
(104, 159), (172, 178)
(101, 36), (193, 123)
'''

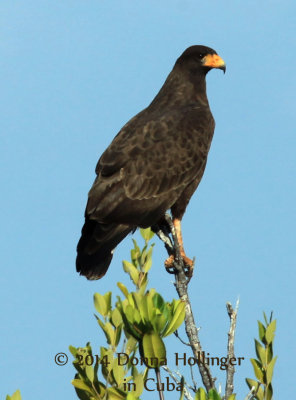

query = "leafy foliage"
(246, 313), (277, 400)
(194, 387), (236, 399)
(5, 230), (277, 400)
(6, 391), (21, 400)
(69, 230), (277, 400)
(70, 228), (186, 399)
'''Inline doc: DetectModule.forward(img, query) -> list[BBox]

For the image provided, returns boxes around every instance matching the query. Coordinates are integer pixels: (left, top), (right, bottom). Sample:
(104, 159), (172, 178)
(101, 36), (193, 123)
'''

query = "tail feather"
(76, 216), (132, 280)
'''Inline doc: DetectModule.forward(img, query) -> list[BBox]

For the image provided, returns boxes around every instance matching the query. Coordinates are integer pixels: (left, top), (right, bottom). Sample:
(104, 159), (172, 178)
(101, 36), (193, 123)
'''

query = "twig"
(162, 365), (194, 400)
(173, 368), (196, 392)
(158, 214), (216, 392)
(155, 368), (165, 400)
(224, 299), (239, 399)
(189, 363), (198, 392)
(154, 226), (173, 253)
(243, 386), (256, 400)
(174, 330), (191, 347)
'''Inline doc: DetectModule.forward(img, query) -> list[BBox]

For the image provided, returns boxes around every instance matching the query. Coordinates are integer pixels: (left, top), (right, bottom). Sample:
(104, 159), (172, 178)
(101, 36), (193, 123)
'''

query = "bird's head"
(176, 45), (226, 74)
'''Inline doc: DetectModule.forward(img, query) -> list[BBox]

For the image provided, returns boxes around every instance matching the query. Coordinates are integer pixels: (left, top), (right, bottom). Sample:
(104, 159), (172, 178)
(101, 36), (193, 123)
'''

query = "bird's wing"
(87, 106), (214, 217)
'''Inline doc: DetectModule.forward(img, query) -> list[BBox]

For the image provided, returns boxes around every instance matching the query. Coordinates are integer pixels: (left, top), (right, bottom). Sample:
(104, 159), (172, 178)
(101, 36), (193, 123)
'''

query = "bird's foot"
(164, 253), (194, 277)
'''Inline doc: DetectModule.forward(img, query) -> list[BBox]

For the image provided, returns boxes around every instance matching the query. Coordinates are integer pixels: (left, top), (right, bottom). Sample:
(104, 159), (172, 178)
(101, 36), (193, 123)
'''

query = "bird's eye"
(198, 53), (204, 59)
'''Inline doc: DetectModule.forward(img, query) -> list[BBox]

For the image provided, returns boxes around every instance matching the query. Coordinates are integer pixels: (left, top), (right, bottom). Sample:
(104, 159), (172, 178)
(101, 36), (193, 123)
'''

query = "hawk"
(76, 45), (225, 280)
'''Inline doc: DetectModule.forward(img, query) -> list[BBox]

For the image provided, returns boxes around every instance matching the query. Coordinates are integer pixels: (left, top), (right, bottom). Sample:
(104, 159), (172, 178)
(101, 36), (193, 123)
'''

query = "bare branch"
(189, 362), (198, 392)
(157, 214), (216, 392)
(155, 368), (165, 400)
(154, 226), (173, 252)
(224, 298), (239, 399)
(174, 330), (191, 347)
(162, 365), (194, 400)
(243, 386), (256, 400)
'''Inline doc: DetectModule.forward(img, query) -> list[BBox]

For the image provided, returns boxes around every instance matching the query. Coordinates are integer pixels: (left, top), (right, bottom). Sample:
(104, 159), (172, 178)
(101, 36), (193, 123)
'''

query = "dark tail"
(76, 216), (132, 280)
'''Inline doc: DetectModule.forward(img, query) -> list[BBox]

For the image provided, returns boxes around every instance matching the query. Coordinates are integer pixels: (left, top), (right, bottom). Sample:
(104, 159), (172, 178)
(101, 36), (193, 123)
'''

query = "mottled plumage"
(76, 45), (225, 279)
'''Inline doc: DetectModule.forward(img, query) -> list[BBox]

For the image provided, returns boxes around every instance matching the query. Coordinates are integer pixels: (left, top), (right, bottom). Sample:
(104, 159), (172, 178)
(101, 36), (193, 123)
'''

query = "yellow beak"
(202, 54), (226, 73)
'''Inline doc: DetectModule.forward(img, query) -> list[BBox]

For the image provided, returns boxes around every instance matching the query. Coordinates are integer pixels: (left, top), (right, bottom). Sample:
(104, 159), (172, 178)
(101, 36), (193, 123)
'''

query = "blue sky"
(1, 0), (295, 399)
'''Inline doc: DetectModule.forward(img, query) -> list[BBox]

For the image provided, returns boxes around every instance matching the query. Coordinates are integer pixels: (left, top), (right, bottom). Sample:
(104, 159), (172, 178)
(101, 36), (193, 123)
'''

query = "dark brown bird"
(76, 45), (225, 280)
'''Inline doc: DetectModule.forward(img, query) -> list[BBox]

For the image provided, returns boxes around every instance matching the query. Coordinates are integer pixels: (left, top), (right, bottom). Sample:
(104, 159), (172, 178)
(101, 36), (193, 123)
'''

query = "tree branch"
(154, 226), (174, 255)
(174, 330), (191, 347)
(224, 299), (239, 399)
(155, 368), (165, 400)
(162, 365), (194, 400)
(158, 214), (216, 392)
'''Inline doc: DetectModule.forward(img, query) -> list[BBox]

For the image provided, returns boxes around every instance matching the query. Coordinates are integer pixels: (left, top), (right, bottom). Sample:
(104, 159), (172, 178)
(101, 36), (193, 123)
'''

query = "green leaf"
(245, 378), (260, 391)
(74, 387), (91, 400)
(100, 348), (114, 376)
(94, 293), (107, 317)
(121, 304), (143, 339)
(6, 391), (21, 400)
(133, 373), (145, 397)
(97, 319), (115, 345)
(141, 331), (167, 368)
(132, 238), (141, 252)
(131, 291), (143, 311)
(138, 295), (150, 323)
(227, 395), (236, 400)
(245, 379), (264, 400)
(114, 325), (122, 347)
(117, 282), (129, 298)
(111, 308), (123, 328)
(85, 365), (94, 383)
(131, 239), (141, 265)
(265, 319), (276, 344)
(126, 393), (138, 400)
(153, 293), (165, 311)
(263, 312), (269, 325)
(107, 387), (126, 400)
(266, 356), (277, 384)
(208, 389), (222, 400)
(104, 322), (116, 346)
(138, 272), (148, 292)
(266, 384), (273, 400)
(255, 339), (266, 365)
(250, 358), (264, 382)
(256, 386), (265, 400)
(104, 291), (112, 313)
(178, 377), (185, 400)
(71, 379), (94, 395)
(125, 336), (138, 355)
(195, 387), (207, 400)
(12, 390), (21, 400)
(131, 308), (141, 326)
(257, 321), (266, 342)
(69, 345), (77, 357)
(145, 290), (156, 321)
(112, 362), (125, 386)
(123, 260), (139, 285)
(140, 244), (148, 266)
(140, 228), (154, 241)
(143, 246), (153, 273)
(163, 301), (185, 337)
(100, 353), (111, 368)
(266, 343), (273, 363)
(152, 312), (168, 335)
(96, 381), (106, 397)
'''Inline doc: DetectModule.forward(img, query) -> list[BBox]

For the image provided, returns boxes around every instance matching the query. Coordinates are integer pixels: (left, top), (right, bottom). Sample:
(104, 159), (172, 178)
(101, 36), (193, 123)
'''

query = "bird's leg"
(164, 218), (194, 277)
